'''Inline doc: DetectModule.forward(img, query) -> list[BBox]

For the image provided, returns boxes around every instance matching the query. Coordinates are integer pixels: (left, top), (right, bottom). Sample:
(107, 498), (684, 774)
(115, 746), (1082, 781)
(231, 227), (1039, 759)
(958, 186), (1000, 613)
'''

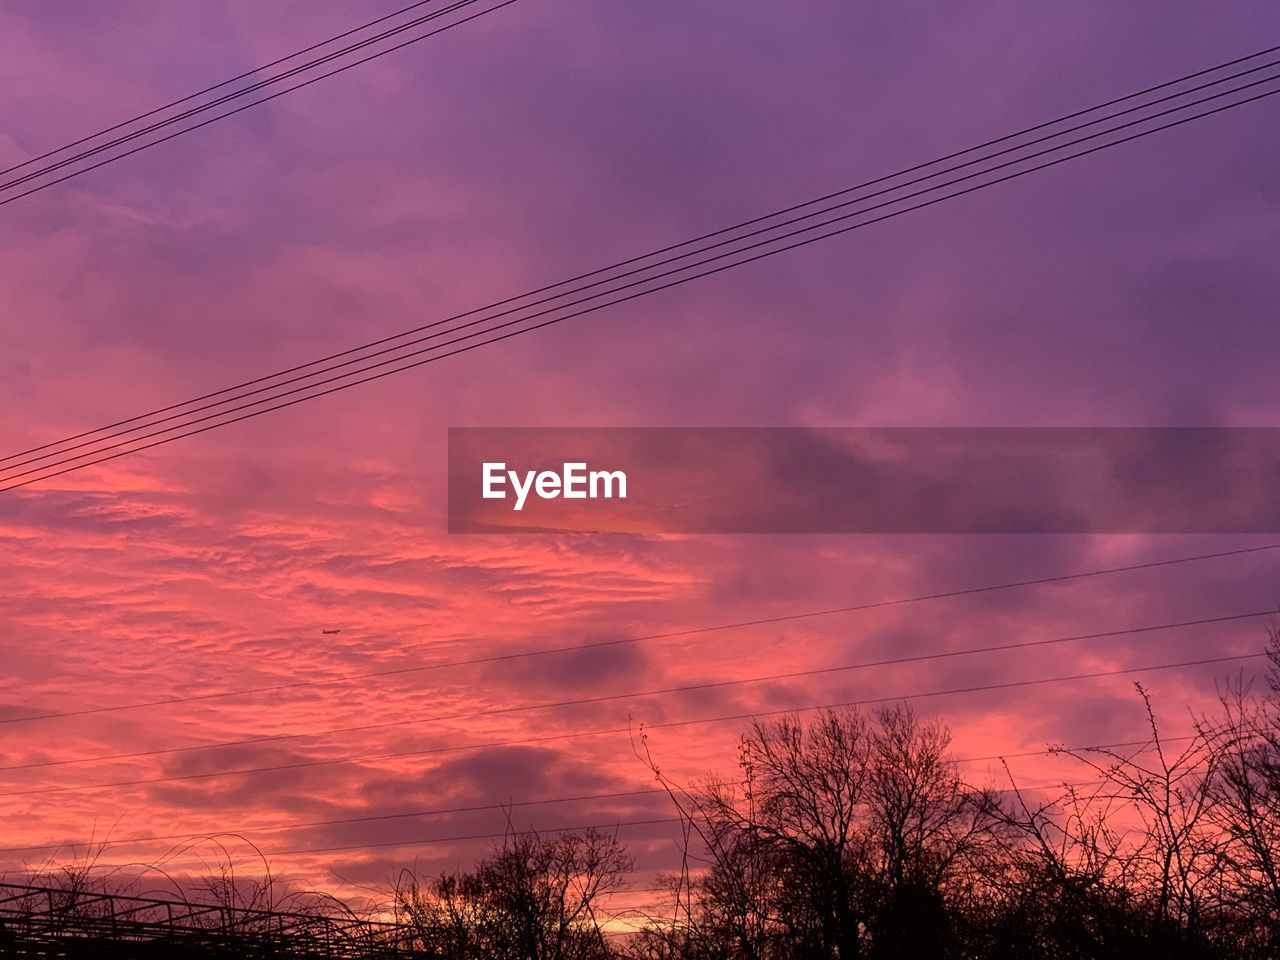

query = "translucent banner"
(447, 428), (1280, 534)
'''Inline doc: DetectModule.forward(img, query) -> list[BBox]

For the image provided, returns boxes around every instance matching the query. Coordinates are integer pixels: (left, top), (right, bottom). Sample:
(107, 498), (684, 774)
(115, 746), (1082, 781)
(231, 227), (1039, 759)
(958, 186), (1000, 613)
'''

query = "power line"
(0, 0), (520, 207)
(2, 608), (1268, 774)
(5, 56), (1278, 486)
(42, 772), (1134, 870)
(2, 541), (1270, 729)
(0, 735), (1186, 857)
(957, 736), (1198, 768)
(46, 773), (1172, 870)
(643, 654), (1260, 737)
(0, 650), (1261, 800)
(8, 52), (1279, 477)
(0, 0), (477, 191)
(0, 788), (666, 856)
(0, 0), (445, 180)
(83, 817), (686, 873)
(8, 72), (1279, 487)
(8, 42), (1277, 466)
(7, 84), (1276, 492)
(276, 777), (1121, 861)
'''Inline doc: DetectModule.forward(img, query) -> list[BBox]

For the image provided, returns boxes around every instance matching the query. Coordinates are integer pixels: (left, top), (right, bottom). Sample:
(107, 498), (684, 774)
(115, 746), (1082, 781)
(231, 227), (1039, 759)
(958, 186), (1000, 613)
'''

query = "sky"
(1, 0), (1278, 921)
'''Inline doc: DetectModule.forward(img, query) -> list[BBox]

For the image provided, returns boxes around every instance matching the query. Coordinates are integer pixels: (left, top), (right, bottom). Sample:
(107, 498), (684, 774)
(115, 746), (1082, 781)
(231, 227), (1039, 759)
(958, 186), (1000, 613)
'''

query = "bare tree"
(1194, 626), (1280, 952)
(862, 704), (1003, 959)
(1057, 683), (1226, 951)
(391, 824), (631, 960)
(635, 705), (1001, 960)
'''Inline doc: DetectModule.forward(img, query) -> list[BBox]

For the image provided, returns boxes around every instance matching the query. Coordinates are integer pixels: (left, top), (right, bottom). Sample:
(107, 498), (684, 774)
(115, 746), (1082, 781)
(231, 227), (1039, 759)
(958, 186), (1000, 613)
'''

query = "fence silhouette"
(0, 881), (415, 959)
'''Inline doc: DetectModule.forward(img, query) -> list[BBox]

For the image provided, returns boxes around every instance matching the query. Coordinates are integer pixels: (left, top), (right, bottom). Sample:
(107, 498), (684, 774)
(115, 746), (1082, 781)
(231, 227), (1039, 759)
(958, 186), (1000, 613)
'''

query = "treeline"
(389, 628), (1280, 960)
(4, 630), (1279, 959)
(621, 693), (1278, 960)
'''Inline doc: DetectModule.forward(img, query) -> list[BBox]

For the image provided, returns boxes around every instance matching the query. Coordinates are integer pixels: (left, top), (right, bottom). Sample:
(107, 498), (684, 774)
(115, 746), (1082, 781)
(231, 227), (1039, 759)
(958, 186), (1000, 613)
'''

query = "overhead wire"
(7, 42), (1278, 467)
(0, 0), (521, 207)
(7, 51), (1280, 477)
(47, 771), (1176, 870)
(4, 53), (1279, 488)
(0, 0), (454, 180)
(0, 734), (1193, 857)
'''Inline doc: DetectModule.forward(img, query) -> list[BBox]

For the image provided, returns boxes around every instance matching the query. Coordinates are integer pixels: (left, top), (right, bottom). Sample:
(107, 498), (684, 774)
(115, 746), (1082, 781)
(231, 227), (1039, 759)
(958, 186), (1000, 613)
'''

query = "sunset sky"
(1, 0), (1278, 923)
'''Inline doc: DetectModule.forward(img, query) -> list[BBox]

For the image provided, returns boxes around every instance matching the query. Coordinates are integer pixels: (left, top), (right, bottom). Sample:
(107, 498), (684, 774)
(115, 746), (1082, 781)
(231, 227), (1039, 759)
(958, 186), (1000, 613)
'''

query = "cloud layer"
(1, 0), (1278, 911)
